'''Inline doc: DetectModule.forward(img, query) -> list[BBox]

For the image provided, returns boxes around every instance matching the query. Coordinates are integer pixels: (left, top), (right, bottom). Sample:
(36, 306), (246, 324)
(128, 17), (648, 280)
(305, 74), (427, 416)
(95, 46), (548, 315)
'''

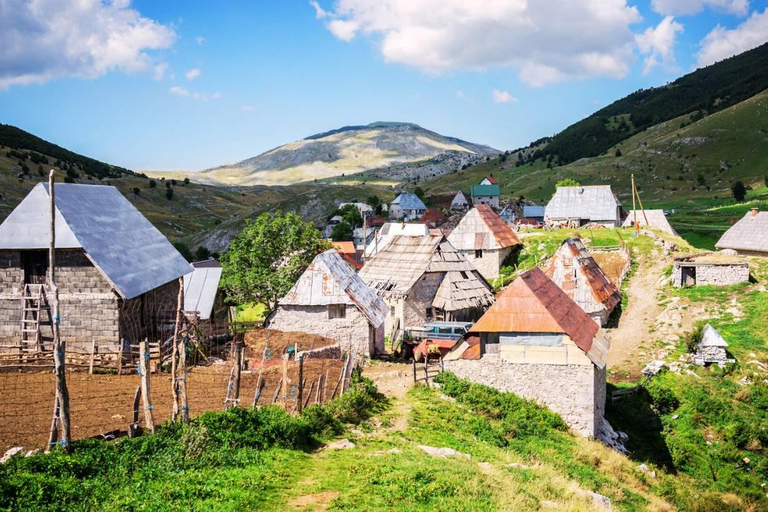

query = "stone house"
(364, 222), (429, 258)
(672, 253), (749, 287)
(444, 267), (610, 438)
(268, 249), (388, 356)
(447, 205), (522, 281)
(183, 259), (228, 325)
(358, 234), (495, 341)
(0, 183), (192, 353)
(693, 324), (730, 366)
(716, 208), (768, 256)
(544, 238), (621, 326)
(470, 183), (500, 207)
(450, 191), (471, 211)
(545, 186), (621, 227)
(389, 193), (426, 221)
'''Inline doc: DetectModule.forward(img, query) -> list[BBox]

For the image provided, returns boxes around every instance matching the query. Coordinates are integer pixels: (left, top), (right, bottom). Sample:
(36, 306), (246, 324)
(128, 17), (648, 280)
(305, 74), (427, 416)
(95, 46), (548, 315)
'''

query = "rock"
(1, 447), (25, 464)
(576, 489), (612, 510)
(326, 439), (355, 450)
(418, 445), (470, 459)
(637, 463), (650, 473)
(642, 360), (666, 377)
(597, 418), (629, 455)
(25, 449), (40, 457)
(505, 463), (531, 470)
(477, 462), (492, 471)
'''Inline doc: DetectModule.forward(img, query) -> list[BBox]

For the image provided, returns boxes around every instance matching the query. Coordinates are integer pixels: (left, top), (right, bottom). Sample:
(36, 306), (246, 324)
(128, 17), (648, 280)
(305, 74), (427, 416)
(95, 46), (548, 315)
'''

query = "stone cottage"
(358, 234), (495, 341)
(444, 267), (610, 438)
(693, 324), (730, 366)
(268, 249), (388, 356)
(389, 193), (426, 221)
(447, 205), (522, 281)
(545, 186), (621, 227)
(544, 238), (621, 326)
(183, 259), (228, 325)
(672, 253), (750, 288)
(0, 183), (192, 353)
(716, 208), (768, 257)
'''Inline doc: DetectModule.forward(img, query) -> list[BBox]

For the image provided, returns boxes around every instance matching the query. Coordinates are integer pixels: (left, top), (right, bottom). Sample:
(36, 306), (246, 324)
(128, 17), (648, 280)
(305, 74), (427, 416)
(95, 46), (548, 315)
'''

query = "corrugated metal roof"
(470, 184), (500, 197)
(0, 183), (192, 299)
(523, 205), (545, 218)
(545, 186), (620, 222)
(622, 210), (678, 236)
(279, 249), (388, 328)
(183, 260), (222, 320)
(447, 205), (521, 251)
(716, 210), (768, 253)
(391, 193), (426, 211)
(470, 267), (606, 368)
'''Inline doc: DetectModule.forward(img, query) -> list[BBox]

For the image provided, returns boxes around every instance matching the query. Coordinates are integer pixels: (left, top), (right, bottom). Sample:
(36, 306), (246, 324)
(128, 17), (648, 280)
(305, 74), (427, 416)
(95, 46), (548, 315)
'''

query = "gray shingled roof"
(716, 211), (768, 253)
(545, 186), (620, 222)
(391, 193), (426, 211)
(0, 183), (192, 300)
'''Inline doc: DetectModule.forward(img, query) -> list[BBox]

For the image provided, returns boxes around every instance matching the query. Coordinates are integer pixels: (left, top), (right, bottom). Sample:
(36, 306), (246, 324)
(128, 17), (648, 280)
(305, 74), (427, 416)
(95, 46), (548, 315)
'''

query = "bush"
(646, 380), (680, 412)
(684, 324), (704, 353)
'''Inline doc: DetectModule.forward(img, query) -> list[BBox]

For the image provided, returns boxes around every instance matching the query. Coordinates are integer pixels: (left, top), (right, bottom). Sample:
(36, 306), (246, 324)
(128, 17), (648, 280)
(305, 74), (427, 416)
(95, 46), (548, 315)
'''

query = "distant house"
(364, 222), (430, 258)
(480, 176), (498, 186)
(543, 238), (621, 326)
(367, 215), (387, 228)
(324, 215), (344, 238)
(184, 259), (228, 325)
(332, 241), (362, 270)
(390, 193), (427, 221)
(419, 209), (448, 229)
(339, 202), (374, 217)
(672, 253), (749, 288)
(545, 186), (621, 227)
(523, 205), (545, 223)
(450, 191), (471, 211)
(622, 209), (677, 236)
(0, 183), (192, 352)
(268, 249), (388, 356)
(716, 208), (768, 257)
(447, 205), (522, 280)
(444, 268), (609, 438)
(499, 205), (517, 223)
(359, 234), (495, 340)
(470, 184), (500, 208)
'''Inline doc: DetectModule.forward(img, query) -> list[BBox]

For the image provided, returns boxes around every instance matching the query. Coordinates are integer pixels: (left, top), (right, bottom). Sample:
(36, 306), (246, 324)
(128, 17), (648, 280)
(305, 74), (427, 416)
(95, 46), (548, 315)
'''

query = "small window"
(426, 308), (434, 320)
(390, 306), (395, 316)
(328, 304), (346, 319)
(438, 327), (453, 334)
(475, 249), (483, 258)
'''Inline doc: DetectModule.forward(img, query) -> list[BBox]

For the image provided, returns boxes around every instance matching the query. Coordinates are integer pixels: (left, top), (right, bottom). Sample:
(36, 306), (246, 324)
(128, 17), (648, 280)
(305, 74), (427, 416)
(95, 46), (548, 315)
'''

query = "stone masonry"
(672, 261), (749, 287)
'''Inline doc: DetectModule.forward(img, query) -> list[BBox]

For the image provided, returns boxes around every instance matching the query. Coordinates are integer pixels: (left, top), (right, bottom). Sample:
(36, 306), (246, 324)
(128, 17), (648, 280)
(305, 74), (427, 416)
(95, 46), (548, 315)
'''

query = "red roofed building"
(418, 209), (448, 228)
(332, 241), (362, 270)
(444, 267), (609, 438)
(480, 176), (498, 185)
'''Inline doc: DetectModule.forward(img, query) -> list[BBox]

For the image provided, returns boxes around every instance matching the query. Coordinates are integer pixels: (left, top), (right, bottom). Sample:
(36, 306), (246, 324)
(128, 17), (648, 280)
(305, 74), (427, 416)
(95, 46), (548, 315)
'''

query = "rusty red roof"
(367, 215), (386, 228)
(475, 204), (521, 248)
(332, 241), (356, 255)
(484, 176), (498, 184)
(419, 208), (448, 228)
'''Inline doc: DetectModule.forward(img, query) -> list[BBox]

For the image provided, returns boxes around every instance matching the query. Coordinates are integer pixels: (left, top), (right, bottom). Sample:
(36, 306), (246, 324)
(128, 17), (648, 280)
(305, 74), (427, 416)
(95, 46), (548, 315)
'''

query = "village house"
(324, 215), (344, 238)
(499, 204), (517, 224)
(716, 208), (768, 257)
(544, 239), (621, 326)
(693, 324), (731, 366)
(622, 209), (678, 236)
(268, 249), (388, 356)
(358, 234), (495, 341)
(419, 209), (449, 229)
(545, 185), (621, 227)
(364, 222), (430, 258)
(447, 205), (522, 281)
(450, 191), (471, 211)
(389, 193), (426, 221)
(470, 182), (500, 207)
(479, 176), (498, 186)
(444, 267), (609, 438)
(672, 253), (749, 288)
(523, 205), (546, 224)
(338, 202), (374, 217)
(0, 183), (192, 353)
(184, 259), (228, 326)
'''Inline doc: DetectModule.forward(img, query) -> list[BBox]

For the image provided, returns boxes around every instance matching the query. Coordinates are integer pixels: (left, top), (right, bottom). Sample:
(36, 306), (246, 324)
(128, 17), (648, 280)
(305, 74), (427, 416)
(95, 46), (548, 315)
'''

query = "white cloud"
(311, 0), (642, 87)
(696, 8), (768, 66)
(152, 63), (168, 80)
(0, 0), (176, 89)
(650, 0), (748, 16)
(309, 0), (329, 19)
(195, 36), (207, 45)
(636, 16), (684, 74)
(492, 90), (518, 103)
(241, 104), (256, 112)
(185, 68), (201, 80)
(169, 86), (220, 101)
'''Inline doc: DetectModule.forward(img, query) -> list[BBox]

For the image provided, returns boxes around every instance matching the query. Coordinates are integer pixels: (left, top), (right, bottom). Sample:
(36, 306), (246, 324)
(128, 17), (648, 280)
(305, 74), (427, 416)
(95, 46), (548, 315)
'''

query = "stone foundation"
(672, 262), (749, 287)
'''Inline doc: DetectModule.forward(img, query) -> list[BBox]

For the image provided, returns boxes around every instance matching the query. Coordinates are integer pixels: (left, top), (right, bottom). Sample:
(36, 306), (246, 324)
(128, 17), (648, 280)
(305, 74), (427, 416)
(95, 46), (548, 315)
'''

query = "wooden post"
(340, 353), (350, 394)
(46, 170), (71, 453)
(252, 379), (266, 408)
(424, 355), (429, 383)
(117, 339), (124, 375)
(225, 340), (243, 410)
(315, 372), (323, 404)
(271, 378), (283, 404)
(89, 339), (96, 375)
(252, 339), (269, 408)
(281, 353), (289, 407)
(132, 385), (141, 424)
(171, 278), (183, 422)
(322, 369), (329, 404)
(412, 358), (417, 383)
(296, 355), (304, 413)
(139, 339), (155, 434)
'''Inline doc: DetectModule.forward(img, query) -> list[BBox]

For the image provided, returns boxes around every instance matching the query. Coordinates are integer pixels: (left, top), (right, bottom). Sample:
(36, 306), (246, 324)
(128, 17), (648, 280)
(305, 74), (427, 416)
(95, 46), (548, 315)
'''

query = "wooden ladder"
(20, 284), (51, 353)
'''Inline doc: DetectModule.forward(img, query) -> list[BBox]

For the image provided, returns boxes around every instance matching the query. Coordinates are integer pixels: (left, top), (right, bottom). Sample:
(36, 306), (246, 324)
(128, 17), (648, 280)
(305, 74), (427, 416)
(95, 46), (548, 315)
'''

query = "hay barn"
(716, 208), (768, 257)
(545, 186), (621, 228)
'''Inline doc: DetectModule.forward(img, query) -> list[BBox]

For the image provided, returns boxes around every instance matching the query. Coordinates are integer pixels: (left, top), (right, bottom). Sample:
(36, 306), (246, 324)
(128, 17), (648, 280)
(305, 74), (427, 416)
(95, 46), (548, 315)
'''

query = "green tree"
(173, 242), (193, 262)
(615, 149), (622, 157)
(165, 187), (174, 200)
(764, 175), (768, 188)
(149, 179), (157, 188)
(132, 188), (140, 195)
(555, 178), (580, 188)
(184, 177), (190, 185)
(731, 181), (747, 202)
(336, 204), (362, 227)
(220, 211), (328, 316)
(194, 246), (211, 261)
(413, 186), (426, 200)
(331, 221), (353, 241)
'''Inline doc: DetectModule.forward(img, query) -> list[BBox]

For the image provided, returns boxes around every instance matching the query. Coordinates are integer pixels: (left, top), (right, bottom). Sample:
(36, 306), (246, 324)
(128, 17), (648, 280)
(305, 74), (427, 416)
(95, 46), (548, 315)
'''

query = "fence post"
(282, 353), (289, 408)
(139, 339), (155, 434)
(225, 339), (243, 410)
(171, 279), (183, 422)
(322, 369), (329, 403)
(89, 339), (96, 375)
(252, 339), (269, 408)
(412, 358), (417, 383)
(296, 355), (304, 413)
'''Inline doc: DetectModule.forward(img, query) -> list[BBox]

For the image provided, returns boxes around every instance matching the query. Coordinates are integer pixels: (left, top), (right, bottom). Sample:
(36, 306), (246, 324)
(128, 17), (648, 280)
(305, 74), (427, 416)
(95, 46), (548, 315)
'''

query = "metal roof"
(622, 210), (678, 236)
(391, 193), (426, 211)
(523, 205), (545, 218)
(451, 191), (470, 206)
(716, 210), (768, 253)
(183, 260), (222, 320)
(448, 205), (521, 251)
(0, 183), (192, 299)
(470, 267), (607, 368)
(279, 249), (388, 328)
(545, 186), (620, 222)
(364, 222), (430, 257)
(470, 184), (500, 197)
(700, 323), (728, 348)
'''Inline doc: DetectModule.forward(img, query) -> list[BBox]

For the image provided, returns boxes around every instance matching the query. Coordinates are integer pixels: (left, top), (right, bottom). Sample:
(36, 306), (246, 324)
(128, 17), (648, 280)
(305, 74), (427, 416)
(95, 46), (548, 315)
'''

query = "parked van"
(420, 321), (473, 341)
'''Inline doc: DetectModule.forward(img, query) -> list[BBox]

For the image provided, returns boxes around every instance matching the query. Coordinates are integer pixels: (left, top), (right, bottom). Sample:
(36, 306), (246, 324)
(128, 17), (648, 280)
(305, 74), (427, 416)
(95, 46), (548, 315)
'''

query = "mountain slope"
(189, 122), (498, 186)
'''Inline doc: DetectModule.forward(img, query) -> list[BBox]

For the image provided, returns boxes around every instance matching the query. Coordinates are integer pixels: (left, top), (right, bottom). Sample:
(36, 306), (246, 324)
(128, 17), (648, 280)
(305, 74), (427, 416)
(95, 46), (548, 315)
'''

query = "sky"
(1, 0), (767, 172)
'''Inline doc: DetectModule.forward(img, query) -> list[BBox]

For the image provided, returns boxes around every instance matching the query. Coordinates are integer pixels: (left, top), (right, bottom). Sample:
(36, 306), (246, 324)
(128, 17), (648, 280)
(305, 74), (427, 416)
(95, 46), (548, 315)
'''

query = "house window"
(390, 306), (395, 317)
(328, 304), (346, 319)
(426, 307), (434, 320)
(475, 249), (483, 258)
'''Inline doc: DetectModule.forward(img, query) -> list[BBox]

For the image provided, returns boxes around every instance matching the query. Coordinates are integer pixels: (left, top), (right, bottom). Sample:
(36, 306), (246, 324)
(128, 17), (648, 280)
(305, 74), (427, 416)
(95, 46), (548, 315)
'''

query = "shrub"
(646, 380), (680, 412)
(684, 324), (704, 353)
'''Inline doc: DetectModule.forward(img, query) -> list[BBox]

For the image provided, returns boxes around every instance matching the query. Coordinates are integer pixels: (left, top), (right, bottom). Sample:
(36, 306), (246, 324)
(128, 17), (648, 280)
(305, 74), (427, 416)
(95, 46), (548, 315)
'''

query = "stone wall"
(297, 344), (342, 360)
(445, 356), (604, 437)
(403, 273), (443, 328)
(465, 247), (509, 281)
(672, 262), (750, 287)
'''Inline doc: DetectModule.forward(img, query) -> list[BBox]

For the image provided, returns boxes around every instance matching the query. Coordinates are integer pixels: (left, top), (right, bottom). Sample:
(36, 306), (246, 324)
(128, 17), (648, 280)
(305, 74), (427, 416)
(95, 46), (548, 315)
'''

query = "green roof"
(470, 184), (500, 196)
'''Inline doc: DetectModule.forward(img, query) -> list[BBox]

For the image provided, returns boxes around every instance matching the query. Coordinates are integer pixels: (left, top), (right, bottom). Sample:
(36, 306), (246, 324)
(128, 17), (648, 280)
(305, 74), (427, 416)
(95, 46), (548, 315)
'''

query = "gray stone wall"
(445, 356), (603, 437)
(404, 273), (443, 328)
(673, 262), (749, 287)
(465, 247), (509, 281)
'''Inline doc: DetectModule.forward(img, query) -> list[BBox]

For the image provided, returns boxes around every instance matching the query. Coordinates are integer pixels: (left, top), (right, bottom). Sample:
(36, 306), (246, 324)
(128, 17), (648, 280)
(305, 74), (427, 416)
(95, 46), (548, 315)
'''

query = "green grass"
(235, 303), (267, 322)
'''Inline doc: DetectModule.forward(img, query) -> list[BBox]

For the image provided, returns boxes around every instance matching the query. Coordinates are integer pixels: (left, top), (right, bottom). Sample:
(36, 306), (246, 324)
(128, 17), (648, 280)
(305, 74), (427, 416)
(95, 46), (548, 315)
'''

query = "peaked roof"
(544, 238), (621, 315)
(0, 183), (192, 299)
(451, 191), (470, 204)
(184, 260), (222, 320)
(391, 193), (426, 210)
(419, 209), (448, 227)
(470, 267), (607, 368)
(523, 205), (546, 218)
(716, 210), (768, 253)
(545, 186), (620, 222)
(279, 249), (388, 328)
(470, 184), (500, 196)
(448, 205), (521, 251)
(700, 323), (728, 347)
(482, 176), (498, 185)
(622, 209), (678, 236)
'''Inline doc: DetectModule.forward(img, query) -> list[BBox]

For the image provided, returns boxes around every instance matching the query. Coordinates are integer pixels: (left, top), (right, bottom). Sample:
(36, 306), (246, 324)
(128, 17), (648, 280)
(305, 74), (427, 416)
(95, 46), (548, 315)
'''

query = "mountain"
(186, 122), (499, 186)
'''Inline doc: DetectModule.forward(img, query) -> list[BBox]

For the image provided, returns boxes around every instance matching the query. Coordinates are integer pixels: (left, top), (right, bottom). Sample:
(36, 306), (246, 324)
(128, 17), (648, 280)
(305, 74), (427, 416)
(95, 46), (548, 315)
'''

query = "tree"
(173, 242), (193, 262)
(615, 149), (622, 157)
(696, 174), (706, 186)
(331, 221), (353, 241)
(165, 187), (174, 200)
(194, 245), (211, 261)
(220, 211), (328, 317)
(149, 179), (157, 188)
(731, 181), (747, 202)
(336, 204), (362, 227)
(132, 188), (140, 195)
(556, 178), (580, 188)
(165, 181), (171, 188)
(413, 186), (425, 200)
(184, 177), (190, 185)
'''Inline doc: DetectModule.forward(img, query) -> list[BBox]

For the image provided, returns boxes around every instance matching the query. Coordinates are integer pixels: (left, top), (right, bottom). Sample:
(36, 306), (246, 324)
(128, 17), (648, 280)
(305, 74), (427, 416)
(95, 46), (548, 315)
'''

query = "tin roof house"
(444, 267), (610, 437)
(0, 183), (192, 353)
(358, 234), (495, 341)
(545, 186), (621, 228)
(544, 238), (621, 326)
(622, 209), (678, 236)
(364, 222), (430, 258)
(268, 249), (388, 356)
(716, 208), (768, 257)
(389, 193), (426, 221)
(447, 205), (522, 280)
(184, 259), (228, 325)
(450, 191), (471, 211)
(470, 183), (500, 208)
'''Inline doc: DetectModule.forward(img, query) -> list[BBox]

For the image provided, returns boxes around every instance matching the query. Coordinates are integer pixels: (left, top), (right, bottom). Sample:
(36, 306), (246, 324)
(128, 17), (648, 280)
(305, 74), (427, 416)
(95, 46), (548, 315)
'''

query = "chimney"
(751, 208), (758, 218)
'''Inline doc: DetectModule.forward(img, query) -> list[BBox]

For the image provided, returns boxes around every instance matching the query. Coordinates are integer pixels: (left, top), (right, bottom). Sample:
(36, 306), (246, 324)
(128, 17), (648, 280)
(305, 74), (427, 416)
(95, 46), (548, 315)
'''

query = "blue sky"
(0, 0), (767, 171)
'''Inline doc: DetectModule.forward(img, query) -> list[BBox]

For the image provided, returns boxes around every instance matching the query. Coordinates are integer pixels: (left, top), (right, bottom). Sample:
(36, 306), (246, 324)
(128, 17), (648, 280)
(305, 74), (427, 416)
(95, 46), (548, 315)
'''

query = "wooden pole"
(171, 279), (183, 422)
(635, 178), (650, 227)
(281, 353), (289, 407)
(322, 369), (329, 404)
(271, 378), (283, 404)
(178, 326), (189, 423)
(631, 174), (638, 236)
(296, 355), (304, 413)
(315, 373), (322, 405)
(225, 340), (243, 410)
(46, 170), (71, 453)
(252, 336), (269, 408)
(413, 358), (417, 383)
(117, 339), (124, 375)
(139, 339), (155, 434)
(304, 380), (315, 409)
(89, 339), (96, 375)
